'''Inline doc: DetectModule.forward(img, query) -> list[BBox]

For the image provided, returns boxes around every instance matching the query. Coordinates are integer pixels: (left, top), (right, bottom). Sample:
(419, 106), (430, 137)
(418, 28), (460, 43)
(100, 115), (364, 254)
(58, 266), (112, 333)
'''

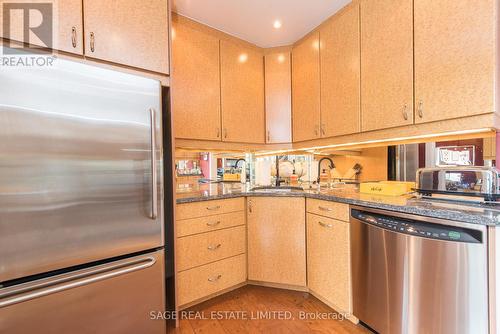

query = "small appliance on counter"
(415, 166), (500, 202)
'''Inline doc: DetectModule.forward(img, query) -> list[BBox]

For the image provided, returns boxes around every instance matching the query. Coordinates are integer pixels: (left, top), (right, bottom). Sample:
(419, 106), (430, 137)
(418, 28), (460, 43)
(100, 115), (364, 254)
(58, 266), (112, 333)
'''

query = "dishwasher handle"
(351, 209), (483, 244)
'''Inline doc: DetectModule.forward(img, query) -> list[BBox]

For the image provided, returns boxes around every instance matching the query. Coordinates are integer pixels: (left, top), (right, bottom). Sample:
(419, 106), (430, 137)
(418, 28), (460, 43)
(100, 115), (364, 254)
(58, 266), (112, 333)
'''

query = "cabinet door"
(247, 197), (306, 286)
(360, 0), (413, 131)
(83, 0), (169, 74)
(320, 4), (360, 137)
(0, 0), (83, 54)
(307, 214), (351, 313)
(220, 40), (265, 143)
(292, 32), (321, 142)
(172, 16), (221, 141)
(414, 0), (495, 123)
(265, 51), (292, 143)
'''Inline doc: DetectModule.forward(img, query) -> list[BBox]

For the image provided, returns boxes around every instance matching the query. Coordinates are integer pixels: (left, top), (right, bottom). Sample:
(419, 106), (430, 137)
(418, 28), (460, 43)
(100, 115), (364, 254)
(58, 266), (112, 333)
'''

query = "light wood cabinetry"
(320, 4), (360, 137)
(306, 199), (352, 315)
(221, 40), (265, 143)
(307, 213), (351, 314)
(83, 0), (169, 74)
(247, 197), (306, 287)
(414, 0), (496, 123)
(292, 32), (321, 142)
(172, 15), (221, 140)
(265, 51), (292, 143)
(176, 198), (247, 307)
(177, 254), (246, 306)
(360, 0), (414, 131)
(0, 0), (83, 54)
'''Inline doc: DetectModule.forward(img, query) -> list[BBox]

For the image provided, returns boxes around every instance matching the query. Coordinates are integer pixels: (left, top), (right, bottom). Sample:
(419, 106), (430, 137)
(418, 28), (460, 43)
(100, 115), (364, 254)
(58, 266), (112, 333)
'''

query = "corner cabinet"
(83, 0), (170, 74)
(414, 0), (496, 123)
(292, 32), (321, 142)
(265, 51), (292, 144)
(172, 15), (221, 141)
(0, 0), (84, 54)
(360, 0), (414, 131)
(247, 197), (306, 287)
(320, 3), (360, 138)
(221, 40), (265, 143)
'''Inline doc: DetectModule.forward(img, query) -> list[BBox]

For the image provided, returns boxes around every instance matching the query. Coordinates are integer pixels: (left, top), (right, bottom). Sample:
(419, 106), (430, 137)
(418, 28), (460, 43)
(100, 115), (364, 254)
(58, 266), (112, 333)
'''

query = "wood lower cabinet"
(307, 213), (351, 315)
(83, 0), (169, 74)
(414, 0), (496, 123)
(0, 0), (83, 54)
(247, 197), (306, 287)
(265, 50), (292, 143)
(292, 32), (321, 142)
(172, 15), (221, 141)
(176, 199), (246, 308)
(360, 0), (414, 131)
(220, 40), (265, 143)
(320, 3), (360, 137)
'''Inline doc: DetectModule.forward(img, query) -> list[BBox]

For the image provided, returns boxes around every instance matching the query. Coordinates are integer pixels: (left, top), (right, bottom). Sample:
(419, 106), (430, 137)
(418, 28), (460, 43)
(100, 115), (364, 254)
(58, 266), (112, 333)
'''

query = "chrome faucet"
(317, 157), (335, 183)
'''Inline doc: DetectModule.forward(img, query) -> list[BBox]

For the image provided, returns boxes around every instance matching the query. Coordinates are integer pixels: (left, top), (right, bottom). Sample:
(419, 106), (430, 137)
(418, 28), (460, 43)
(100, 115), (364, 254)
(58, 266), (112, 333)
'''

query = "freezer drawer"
(0, 250), (166, 334)
(0, 53), (163, 282)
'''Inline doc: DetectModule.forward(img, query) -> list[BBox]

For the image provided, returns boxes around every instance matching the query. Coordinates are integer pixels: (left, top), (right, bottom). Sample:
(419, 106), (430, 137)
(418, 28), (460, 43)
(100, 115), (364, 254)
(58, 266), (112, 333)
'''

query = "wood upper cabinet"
(83, 0), (169, 74)
(220, 40), (265, 143)
(247, 197), (306, 286)
(414, 0), (496, 123)
(172, 15), (221, 141)
(265, 51), (292, 143)
(0, 0), (83, 54)
(320, 3), (360, 137)
(360, 0), (413, 131)
(292, 31), (321, 142)
(307, 213), (351, 314)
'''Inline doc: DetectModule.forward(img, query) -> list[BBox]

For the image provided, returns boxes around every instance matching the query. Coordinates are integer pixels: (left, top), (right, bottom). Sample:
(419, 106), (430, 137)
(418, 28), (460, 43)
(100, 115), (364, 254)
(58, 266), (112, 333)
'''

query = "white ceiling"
(172, 0), (352, 48)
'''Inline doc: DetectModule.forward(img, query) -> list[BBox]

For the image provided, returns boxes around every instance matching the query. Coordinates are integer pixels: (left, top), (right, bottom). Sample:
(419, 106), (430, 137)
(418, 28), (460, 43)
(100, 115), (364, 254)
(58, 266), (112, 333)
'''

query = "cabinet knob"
(223, 128), (228, 139)
(90, 32), (95, 52)
(417, 101), (424, 118)
(248, 200), (253, 213)
(208, 274), (222, 282)
(207, 243), (222, 251)
(267, 130), (271, 142)
(71, 27), (77, 48)
(216, 128), (220, 138)
(206, 221), (221, 227)
(321, 124), (326, 136)
(402, 104), (409, 120)
(314, 125), (319, 136)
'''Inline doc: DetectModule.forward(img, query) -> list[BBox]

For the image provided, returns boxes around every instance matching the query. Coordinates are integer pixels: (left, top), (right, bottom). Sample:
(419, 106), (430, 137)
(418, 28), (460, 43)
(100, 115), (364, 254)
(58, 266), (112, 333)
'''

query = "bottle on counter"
(290, 169), (299, 185)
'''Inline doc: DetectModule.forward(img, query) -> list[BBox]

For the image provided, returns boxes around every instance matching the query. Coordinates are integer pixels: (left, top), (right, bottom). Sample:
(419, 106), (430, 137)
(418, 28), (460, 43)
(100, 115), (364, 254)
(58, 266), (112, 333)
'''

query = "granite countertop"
(176, 182), (500, 226)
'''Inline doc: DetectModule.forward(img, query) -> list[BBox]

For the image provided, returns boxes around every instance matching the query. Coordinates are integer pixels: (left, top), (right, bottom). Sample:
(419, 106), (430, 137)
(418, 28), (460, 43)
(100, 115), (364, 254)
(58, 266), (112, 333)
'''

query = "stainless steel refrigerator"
(0, 49), (167, 333)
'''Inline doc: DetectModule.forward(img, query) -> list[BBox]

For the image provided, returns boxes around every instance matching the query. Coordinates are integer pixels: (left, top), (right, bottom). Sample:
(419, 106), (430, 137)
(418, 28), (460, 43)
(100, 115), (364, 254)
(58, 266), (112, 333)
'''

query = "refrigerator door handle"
(0, 256), (156, 308)
(150, 108), (158, 220)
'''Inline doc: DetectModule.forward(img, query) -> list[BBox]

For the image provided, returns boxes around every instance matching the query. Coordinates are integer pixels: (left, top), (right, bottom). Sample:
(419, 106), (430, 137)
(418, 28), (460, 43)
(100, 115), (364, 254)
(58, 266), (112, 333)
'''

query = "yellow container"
(360, 181), (415, 196)
(223, 173), (240, 182)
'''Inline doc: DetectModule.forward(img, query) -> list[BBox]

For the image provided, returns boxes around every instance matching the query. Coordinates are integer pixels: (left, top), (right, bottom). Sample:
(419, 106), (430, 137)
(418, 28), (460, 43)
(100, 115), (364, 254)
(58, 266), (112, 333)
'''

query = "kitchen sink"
(250, 186), (305, 193)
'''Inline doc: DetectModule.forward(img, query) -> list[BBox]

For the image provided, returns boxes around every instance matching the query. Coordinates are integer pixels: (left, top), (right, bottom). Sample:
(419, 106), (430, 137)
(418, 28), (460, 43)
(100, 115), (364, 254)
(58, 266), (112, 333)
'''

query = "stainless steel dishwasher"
(350, 206), (488, 334)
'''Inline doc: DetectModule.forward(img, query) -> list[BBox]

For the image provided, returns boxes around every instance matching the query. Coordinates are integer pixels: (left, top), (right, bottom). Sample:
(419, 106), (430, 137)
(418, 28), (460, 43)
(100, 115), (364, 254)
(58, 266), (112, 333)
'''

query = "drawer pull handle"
(207, 244), (222, 251)
(207, 221), (221, 227)
(206, 205), (221, 211)
(208, 274), (222, 282)
(318, 221), (333, 228)
(318, 206), (333, 212)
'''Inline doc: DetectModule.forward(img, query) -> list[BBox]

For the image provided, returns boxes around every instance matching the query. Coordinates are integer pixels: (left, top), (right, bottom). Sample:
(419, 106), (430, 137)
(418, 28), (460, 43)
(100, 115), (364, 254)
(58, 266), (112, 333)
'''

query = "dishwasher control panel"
(351, 209), (483, 243)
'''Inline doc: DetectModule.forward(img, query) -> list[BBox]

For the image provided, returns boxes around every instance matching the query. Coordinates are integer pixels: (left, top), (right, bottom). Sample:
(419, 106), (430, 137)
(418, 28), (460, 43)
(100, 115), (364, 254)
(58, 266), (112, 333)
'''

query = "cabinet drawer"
(306, 199), (349, 222)
(176, 198), (245, 220)
(307, 213), (351, 313)
(176, 211), (245, 237)
(177, 226), (246, 271)
(177, 254), (246, 306)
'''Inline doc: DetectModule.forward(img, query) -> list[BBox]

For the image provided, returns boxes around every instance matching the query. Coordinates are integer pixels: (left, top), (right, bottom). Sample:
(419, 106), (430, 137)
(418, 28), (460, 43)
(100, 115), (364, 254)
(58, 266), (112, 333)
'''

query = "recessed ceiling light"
(277, 54), (285, 63)
(238, 53), (248, 63)
(273, 20), (282, 29)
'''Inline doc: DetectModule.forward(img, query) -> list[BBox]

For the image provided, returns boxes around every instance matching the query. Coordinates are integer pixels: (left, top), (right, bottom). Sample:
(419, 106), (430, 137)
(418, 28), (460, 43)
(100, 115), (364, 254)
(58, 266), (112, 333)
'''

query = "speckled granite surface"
(176, 183), (500, 226)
